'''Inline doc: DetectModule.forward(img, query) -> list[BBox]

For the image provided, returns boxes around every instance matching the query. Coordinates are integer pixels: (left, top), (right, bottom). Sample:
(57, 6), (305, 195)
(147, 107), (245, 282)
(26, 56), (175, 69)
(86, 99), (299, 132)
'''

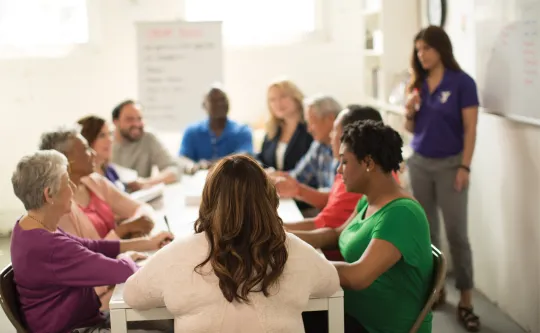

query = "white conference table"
(110, 172), (344, 333)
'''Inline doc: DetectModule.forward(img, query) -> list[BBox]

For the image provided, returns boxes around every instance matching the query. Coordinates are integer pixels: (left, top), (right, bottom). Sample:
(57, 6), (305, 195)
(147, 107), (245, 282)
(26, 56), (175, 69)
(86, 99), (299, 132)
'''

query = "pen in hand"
(164, 215), (171, 233)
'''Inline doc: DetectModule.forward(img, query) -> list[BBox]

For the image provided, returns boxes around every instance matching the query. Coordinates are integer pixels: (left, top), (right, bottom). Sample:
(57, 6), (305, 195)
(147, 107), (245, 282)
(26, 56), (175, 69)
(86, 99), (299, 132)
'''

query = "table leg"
(328, 297), (345, 333)
(110, 309), (128, 333)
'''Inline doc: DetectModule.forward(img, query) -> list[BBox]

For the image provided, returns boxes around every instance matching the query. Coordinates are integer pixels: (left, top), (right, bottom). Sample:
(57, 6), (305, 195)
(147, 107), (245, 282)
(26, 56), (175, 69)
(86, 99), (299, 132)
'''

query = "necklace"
(26, 214), (56, 232)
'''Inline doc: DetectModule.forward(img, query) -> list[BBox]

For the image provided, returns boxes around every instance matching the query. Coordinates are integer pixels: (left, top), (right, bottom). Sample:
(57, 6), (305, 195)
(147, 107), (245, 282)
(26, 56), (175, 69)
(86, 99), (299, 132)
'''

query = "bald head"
(204, 87), (229, 120)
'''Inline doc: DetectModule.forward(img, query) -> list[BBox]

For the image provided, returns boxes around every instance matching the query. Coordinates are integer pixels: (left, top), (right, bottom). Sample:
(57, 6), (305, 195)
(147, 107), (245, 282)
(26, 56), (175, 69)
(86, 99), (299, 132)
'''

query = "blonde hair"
(265, 78), (305, 139)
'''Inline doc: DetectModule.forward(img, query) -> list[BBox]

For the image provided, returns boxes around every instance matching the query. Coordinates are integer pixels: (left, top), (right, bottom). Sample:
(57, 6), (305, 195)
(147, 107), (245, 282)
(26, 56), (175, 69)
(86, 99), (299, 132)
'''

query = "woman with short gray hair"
(10, 150), (154, 332)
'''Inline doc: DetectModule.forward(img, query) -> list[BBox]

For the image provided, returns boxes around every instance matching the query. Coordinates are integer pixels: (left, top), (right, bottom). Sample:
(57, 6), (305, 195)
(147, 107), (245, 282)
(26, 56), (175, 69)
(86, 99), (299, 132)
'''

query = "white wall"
(421, 0), (540, 331)
(0, 0), (364, 232)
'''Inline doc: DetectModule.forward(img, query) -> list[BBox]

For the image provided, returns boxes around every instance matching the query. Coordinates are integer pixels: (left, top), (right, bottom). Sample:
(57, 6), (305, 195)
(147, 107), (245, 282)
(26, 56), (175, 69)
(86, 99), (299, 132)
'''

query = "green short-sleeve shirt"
(338, 196), (433, 333)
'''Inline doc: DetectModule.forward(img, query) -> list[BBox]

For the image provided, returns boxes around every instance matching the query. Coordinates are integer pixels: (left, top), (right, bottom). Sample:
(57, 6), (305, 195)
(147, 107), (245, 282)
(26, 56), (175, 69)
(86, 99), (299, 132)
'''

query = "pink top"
(79, 192), (116, 239)
(57, 172), (154, 310)
(58, 172), (154, 241)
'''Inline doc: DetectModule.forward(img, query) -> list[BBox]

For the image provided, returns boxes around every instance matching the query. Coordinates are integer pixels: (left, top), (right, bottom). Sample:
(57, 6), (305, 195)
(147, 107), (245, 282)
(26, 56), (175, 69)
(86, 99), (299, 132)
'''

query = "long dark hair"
(408, 25), (461, 92)
(194, 154), (288, 303)
(77, 115), (106, 147)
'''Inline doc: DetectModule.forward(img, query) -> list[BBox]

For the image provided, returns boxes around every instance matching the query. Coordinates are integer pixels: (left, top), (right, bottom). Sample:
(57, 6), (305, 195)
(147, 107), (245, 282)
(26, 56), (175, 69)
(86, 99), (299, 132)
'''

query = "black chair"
(0, 264), (27, 332)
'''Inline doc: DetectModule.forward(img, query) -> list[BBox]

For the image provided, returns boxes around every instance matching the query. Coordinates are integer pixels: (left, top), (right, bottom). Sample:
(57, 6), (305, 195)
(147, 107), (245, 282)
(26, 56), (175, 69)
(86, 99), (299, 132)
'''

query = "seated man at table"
(276, 105), (386, 259)
(179, 85), (253, 173)
(112, 99), (180, 189)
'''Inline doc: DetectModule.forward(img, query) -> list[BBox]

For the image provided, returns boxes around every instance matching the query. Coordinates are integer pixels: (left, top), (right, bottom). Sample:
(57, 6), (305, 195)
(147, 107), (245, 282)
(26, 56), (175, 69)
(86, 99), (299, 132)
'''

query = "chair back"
(409, 245), (447, 333)
(0, 264), (27, 332)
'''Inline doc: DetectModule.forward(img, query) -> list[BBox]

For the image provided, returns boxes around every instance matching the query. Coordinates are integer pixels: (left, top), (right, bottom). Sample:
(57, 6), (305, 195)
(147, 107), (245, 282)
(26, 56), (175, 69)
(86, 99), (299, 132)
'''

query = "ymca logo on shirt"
(440, 91), (451, 104)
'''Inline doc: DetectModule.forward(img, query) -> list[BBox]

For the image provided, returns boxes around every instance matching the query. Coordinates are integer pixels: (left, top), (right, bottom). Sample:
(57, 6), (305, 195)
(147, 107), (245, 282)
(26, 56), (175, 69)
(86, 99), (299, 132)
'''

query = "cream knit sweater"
(123, 232), (340, 333)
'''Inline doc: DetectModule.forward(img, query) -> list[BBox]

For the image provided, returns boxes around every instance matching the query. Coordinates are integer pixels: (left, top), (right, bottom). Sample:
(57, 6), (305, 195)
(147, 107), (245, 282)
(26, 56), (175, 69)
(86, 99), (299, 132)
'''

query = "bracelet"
(458, 165), (471, 172)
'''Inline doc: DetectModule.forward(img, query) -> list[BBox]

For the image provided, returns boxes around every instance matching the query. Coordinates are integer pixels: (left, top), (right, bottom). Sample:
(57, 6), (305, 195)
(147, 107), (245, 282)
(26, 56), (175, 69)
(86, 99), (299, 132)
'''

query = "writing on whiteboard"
(147, 28), (205, 39)
(137, 22), (222, 130)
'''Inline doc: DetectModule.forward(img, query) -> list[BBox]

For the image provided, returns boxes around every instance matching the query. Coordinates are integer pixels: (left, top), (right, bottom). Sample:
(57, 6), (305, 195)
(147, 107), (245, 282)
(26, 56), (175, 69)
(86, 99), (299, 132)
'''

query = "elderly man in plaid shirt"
(289, 94), (342, 189)
(269, 95), (341, 215)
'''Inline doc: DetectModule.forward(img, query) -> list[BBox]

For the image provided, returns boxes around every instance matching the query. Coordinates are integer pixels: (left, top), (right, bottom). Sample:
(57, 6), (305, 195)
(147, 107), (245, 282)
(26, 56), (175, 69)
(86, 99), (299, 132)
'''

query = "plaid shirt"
(290, 141), (337, 189)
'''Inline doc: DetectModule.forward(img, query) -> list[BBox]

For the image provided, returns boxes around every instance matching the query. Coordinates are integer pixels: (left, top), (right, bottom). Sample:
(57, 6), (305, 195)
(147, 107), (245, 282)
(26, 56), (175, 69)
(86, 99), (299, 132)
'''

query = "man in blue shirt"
(179, 86), (253, 172)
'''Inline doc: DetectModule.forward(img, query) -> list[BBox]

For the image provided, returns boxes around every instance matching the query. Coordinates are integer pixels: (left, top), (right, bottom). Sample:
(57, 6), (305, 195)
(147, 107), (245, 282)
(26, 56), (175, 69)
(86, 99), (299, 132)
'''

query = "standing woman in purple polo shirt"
(404, 26), (480, 332)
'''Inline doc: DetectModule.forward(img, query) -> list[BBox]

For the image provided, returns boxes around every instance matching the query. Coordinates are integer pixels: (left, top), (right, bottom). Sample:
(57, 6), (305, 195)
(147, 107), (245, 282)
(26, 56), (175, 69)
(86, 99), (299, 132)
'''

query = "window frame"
(0, 0), (92, 58)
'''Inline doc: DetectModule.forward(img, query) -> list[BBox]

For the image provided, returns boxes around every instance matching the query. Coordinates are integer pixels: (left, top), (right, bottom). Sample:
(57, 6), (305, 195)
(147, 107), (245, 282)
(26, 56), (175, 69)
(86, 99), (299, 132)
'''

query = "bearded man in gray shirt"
(111, 100), (179, 190)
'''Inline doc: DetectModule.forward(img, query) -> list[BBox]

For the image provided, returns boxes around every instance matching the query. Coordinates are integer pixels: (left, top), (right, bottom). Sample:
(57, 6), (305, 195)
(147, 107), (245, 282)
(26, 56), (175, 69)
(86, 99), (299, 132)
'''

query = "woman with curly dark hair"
(123, 154), (339, 332)
(296, 120), (434, 333)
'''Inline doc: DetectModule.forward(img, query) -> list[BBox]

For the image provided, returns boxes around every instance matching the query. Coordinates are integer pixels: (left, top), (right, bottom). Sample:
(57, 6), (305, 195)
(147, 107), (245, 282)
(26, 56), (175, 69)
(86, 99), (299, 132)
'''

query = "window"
(0, 0), (88, 47)
(184, 0), (325, 46)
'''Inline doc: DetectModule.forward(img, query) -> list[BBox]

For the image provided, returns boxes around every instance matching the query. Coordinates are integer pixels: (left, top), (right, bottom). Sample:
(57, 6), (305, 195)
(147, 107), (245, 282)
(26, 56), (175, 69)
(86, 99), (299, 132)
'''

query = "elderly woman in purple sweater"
(10, 150), (172, 333)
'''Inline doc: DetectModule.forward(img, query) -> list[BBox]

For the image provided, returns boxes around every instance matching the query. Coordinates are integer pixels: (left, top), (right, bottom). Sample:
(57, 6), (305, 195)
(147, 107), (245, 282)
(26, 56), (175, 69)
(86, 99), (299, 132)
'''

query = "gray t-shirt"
(112, 132), (178, 178)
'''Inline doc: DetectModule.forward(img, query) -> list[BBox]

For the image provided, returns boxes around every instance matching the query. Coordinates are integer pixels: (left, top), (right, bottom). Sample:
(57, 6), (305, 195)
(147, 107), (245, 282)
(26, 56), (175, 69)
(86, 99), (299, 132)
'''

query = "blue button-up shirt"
(290, 141), (336, 189)
(179, 119), (253, 162)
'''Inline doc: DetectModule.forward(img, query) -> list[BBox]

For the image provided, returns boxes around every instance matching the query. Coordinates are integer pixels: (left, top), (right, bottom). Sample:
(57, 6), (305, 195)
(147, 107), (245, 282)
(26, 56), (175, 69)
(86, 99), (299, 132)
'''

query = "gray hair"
(38, 125), (81, 155)
(304, 94), (342, 118)
(12, 150), (69, 210)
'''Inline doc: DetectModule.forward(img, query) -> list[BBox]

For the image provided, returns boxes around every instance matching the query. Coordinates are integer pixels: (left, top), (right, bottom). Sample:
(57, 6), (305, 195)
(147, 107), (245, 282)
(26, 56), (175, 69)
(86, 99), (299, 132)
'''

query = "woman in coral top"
(39, 126), (156, 240)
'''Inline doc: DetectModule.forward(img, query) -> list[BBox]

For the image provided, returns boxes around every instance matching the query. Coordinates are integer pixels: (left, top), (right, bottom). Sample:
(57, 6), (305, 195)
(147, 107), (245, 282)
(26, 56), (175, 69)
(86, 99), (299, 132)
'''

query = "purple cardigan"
(10, 222), (138, 333)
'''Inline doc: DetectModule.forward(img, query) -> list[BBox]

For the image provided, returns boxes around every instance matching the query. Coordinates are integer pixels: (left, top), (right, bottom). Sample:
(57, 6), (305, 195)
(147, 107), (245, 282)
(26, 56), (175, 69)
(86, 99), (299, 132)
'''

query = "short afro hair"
(341, 120), (403, 173)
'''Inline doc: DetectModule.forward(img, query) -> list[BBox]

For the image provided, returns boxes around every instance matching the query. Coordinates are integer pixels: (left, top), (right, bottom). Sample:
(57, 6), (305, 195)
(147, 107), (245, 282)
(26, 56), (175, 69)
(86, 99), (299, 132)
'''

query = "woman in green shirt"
(298, 120), (433, 333)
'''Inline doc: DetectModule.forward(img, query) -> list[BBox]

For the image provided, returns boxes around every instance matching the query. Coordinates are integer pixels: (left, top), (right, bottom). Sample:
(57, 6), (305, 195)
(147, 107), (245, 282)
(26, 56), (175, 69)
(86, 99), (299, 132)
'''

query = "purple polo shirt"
(411, 69), (479, 158)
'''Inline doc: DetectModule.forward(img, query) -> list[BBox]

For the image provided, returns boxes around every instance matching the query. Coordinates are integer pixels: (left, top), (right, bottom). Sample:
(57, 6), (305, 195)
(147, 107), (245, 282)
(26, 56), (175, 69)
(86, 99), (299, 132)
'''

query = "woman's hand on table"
(119, 251), (148, 262)
(124, 216), (155, 235)
(150, 231), (175, 249)
(126, 178), (151, 192)
(184, 159), (213, 175)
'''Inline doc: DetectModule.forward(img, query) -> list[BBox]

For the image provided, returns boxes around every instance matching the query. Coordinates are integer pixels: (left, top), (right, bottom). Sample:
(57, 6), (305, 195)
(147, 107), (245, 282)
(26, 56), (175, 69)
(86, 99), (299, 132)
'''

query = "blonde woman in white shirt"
(123, 154), (339, 333)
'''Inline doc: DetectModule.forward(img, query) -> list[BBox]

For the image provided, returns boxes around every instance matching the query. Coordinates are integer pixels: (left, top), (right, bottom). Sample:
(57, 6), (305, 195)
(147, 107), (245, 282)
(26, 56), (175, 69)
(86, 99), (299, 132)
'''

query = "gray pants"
(407, 152), (474, 290)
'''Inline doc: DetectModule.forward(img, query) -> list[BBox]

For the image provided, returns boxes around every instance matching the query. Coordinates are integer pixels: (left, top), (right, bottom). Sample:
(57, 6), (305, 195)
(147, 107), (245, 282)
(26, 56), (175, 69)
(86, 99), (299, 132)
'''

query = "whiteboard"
(475, 0), (540, 125)
(136, 21), (223, 131)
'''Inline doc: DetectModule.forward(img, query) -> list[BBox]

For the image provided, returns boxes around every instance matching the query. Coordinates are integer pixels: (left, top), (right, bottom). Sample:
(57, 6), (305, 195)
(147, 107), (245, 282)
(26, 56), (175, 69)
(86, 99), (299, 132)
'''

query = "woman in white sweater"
(123, 154), (340, 332)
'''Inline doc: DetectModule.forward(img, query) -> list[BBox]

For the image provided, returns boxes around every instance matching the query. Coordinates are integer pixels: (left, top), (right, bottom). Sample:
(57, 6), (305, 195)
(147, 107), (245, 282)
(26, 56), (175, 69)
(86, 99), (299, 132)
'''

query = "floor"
(0, 238), (526, 333)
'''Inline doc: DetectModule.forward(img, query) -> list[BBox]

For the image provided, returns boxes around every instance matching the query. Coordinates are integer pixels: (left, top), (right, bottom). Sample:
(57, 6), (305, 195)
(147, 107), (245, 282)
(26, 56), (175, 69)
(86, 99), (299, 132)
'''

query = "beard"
(120, 126), (143, 142)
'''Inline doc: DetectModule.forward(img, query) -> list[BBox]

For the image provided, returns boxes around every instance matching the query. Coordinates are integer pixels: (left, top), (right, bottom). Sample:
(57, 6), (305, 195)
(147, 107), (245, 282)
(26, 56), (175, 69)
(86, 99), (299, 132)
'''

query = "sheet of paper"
(130, 183), (165, 203)
(111, 163), (138, 183)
